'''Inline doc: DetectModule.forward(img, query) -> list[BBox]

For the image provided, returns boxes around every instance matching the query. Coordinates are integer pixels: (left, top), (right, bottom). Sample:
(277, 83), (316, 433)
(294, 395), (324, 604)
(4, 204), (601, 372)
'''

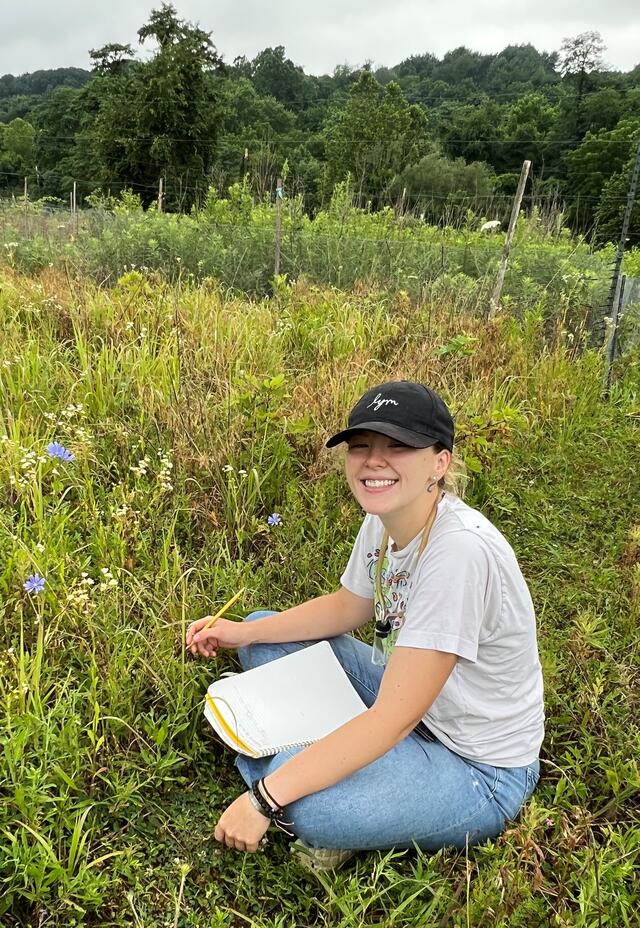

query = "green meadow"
(1, 256), (639, 926)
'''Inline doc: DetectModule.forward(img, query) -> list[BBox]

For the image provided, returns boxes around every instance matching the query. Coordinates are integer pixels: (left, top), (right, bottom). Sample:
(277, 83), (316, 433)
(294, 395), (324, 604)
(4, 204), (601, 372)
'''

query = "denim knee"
(244, 610), (278, 623)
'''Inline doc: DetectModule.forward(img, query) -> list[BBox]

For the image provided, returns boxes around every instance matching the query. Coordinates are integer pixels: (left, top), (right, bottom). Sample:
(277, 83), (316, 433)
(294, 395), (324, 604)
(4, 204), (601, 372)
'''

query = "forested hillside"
(1, 3), (639, 242)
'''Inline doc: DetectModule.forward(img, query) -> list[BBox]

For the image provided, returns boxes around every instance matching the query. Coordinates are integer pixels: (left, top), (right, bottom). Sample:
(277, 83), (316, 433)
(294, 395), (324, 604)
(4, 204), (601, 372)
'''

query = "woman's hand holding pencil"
(186, 588), (249, 658)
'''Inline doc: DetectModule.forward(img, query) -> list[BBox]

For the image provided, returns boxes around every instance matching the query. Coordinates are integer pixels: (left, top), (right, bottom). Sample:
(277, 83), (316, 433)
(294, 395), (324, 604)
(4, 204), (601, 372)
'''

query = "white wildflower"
(130, 456), (151, 478)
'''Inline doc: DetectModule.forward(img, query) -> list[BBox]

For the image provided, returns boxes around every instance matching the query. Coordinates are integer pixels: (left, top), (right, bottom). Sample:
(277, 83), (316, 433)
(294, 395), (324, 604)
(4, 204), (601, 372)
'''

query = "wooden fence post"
(487, 160), (531, 319)
(602, 275), (627, 395)
(274, 176), (283, 278)
(603, 138), (640, 341)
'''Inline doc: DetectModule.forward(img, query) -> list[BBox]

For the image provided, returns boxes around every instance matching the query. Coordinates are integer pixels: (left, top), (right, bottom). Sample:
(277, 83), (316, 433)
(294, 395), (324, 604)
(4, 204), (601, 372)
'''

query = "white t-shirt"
(340, 493), (544, 767)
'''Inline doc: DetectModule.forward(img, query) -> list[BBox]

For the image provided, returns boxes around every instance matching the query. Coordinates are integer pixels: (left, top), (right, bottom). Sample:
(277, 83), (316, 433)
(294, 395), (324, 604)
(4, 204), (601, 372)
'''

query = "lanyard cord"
(374, 495), (442, 625)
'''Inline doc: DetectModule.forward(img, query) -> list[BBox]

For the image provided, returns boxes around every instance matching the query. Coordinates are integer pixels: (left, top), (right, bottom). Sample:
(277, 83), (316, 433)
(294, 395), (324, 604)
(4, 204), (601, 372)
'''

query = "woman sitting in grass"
(186, 380), (544, 871)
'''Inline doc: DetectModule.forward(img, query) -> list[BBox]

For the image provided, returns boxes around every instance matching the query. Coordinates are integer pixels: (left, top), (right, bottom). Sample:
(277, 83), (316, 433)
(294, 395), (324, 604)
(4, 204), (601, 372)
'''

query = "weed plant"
(1, 186), (631, 335)
(0, 267), (639, 927)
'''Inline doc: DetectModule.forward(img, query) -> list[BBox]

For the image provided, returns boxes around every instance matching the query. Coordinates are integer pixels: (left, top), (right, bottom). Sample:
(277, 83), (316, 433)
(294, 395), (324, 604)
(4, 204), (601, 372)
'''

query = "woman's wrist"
(258, 777), (282, 809)
(261, 771), (296, 807)
(249, 778), (295, 835)
(246, 787), (270, 819)
(239, 621), (258, 646)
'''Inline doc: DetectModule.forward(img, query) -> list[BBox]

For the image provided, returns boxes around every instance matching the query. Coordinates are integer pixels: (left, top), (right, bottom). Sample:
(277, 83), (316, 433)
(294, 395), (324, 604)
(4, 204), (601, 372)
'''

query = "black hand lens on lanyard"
(371, 497), (441, 666)
(372, 617), (392, 666)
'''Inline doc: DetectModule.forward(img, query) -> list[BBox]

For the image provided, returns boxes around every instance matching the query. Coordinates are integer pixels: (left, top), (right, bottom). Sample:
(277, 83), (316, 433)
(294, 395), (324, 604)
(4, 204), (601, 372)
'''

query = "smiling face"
(344, 430), (450, 544)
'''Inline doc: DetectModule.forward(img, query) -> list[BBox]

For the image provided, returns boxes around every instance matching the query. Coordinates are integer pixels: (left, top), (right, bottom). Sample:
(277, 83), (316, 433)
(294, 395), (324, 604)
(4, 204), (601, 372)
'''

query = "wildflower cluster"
(109, 487), (139, 522)
(128, 449), (174, 492)
(157, 450), (174, 492)
(6, 443), (48, 490)
(65, 568), (118, 616)
(3, 434), (78, 491)
(222, 464), (247, 477)
(125, 321), (148, 339)
(130, 456), (151, 478)
(3, 242), (19, 264)
(43, 403), (93, 455)
(43, 403), (85, 425)
(99, 567), (118, 592)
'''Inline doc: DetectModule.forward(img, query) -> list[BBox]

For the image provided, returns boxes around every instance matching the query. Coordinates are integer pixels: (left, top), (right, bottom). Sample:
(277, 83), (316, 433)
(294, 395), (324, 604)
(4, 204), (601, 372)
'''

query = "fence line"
(0, 200), (618, 261)
(0, 169), (637, 207)
(1, 197), (637, 376)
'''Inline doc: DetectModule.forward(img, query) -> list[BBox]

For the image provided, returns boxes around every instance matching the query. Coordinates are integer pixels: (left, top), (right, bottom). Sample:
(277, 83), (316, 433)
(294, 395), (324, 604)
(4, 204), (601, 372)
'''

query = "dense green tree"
(501, 93), (559, 172)
(394, 54), (438, 81)
(565, 117), (640, 191)
(0, 95), (38, 123)
(404, 77), (467, 108)
(322, 72), (429, 198)
(220, 78), (296, 140)
(29, 86), (86, 196)
(593, 146), (640, 245)
(564, 118), (640, 231)
(0, 68), (90, 99)
(89, 44), (136, 76)
(390, 147), (495, 221)
(250, 46), (313, 111)
(0, 117), (36, 187)
(90, 3), (224, 209)
(1, 118), (36, 164)
(214, 77), (297, 189)
(485, 44), (559, 97)
(559, 31), (607, 138)
(436, 99), (506, 165)
(580, 86), (625, 133)
(434, 47), (490, 87)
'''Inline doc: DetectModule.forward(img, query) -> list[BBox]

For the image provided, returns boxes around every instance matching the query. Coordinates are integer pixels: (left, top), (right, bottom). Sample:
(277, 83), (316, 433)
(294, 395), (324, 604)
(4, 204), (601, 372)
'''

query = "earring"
(426, 476), (438, 493)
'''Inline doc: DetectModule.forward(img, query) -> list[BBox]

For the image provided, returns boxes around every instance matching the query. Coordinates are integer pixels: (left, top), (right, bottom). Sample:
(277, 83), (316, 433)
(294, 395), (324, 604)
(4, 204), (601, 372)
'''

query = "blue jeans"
(234, 611), (540, 851)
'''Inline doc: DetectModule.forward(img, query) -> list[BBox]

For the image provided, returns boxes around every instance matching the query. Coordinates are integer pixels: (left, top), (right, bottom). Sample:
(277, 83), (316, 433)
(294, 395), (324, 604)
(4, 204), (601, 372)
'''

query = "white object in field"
(480, 220), (502, 232)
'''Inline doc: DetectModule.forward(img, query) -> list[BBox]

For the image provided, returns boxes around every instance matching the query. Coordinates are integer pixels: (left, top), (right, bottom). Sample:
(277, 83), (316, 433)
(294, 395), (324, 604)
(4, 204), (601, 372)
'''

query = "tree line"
(1, 3), (639, 243)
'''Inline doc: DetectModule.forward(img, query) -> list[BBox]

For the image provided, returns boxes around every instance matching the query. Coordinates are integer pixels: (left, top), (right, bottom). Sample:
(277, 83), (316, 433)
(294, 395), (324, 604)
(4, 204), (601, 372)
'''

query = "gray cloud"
(1, 0), (638, 77)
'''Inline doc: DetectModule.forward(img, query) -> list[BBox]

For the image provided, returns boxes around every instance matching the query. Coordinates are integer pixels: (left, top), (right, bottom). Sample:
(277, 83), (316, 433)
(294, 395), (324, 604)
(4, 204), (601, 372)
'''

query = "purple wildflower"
(24, 574), (46, 594)
(47, 442), (74, 462)
(267, 513), (282, 526)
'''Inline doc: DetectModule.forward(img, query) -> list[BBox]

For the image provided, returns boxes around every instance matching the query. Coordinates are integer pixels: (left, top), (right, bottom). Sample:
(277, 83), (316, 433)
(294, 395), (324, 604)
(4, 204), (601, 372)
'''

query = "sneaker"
(290, 838), (355, 873)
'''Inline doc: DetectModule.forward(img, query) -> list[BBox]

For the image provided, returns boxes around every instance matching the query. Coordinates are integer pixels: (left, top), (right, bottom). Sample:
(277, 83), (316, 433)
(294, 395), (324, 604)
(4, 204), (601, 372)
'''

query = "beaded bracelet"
(249, 779), (295, 836)
(259, 778), (283, 811)
(247, 788), (270, 819)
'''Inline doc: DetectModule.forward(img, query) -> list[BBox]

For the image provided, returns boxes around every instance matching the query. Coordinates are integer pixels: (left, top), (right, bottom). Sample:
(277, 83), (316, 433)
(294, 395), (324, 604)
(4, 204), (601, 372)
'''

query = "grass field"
(1, 266), (639, 927)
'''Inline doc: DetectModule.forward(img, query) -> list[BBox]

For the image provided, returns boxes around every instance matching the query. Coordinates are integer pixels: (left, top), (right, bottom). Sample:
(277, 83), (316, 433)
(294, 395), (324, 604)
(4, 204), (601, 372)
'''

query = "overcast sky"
(2, 0), (639, 78)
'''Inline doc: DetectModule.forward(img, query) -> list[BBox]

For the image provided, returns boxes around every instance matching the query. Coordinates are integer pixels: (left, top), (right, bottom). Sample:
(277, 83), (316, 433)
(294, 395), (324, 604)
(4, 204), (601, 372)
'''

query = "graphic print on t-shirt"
(367, 546), (412, 632)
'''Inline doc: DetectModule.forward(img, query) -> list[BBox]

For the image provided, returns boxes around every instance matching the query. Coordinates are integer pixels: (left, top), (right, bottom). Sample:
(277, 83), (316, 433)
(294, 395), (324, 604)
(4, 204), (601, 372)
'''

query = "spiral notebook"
(203, 641), (367, 757)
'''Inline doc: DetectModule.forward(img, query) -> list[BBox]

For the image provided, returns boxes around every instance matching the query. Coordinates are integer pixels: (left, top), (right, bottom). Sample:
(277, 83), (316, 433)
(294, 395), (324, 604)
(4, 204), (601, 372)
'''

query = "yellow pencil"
(202, 587), (246, 631)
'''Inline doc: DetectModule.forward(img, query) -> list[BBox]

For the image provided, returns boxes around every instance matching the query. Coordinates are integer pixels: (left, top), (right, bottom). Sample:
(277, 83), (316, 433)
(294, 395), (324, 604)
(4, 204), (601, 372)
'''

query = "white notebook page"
(206, 641), (367, 754)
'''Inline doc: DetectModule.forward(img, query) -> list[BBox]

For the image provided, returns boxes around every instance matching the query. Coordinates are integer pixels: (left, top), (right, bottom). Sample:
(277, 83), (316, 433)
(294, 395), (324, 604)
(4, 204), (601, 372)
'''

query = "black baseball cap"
(326, 381), (454, 451)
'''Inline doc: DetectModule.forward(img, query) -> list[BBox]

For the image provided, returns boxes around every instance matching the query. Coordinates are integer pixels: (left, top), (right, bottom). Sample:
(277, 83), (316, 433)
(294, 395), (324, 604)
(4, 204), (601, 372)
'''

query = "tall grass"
(0, 266), (639, 926)
(1, 189), (626, 328)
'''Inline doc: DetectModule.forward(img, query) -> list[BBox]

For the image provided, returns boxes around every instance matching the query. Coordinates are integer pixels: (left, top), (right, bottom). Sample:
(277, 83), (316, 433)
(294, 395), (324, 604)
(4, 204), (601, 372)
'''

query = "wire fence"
(0, 197), (638, 358)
